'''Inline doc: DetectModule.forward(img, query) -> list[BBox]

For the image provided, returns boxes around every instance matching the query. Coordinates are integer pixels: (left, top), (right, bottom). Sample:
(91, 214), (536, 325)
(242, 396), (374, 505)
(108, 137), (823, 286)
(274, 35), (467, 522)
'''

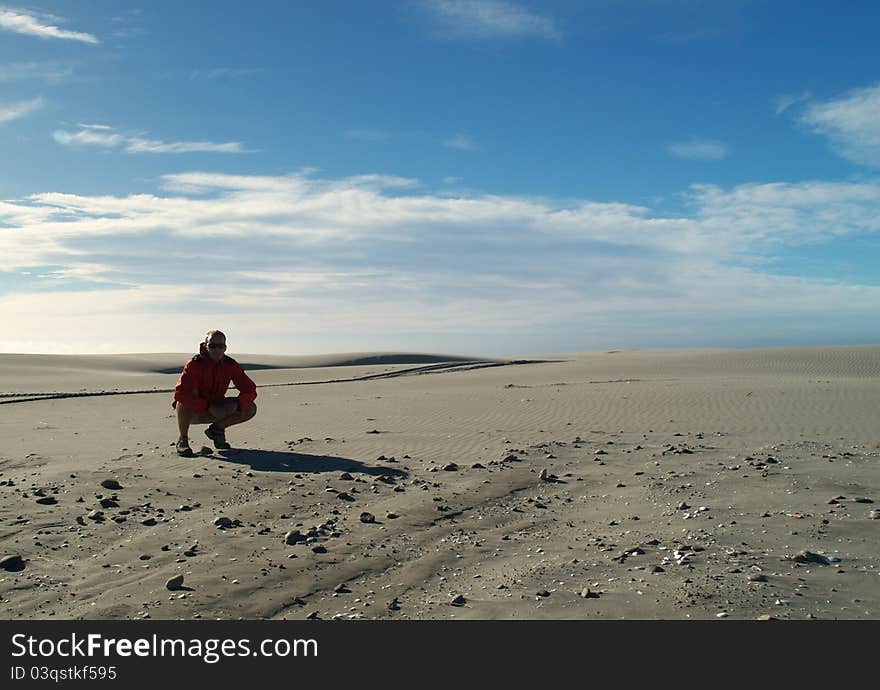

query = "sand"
(1, 346), (878, 620)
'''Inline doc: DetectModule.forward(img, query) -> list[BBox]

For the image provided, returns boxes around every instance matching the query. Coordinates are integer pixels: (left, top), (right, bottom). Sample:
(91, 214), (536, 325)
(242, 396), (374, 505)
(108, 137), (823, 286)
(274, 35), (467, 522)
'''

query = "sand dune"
(1, 346), (878, 620)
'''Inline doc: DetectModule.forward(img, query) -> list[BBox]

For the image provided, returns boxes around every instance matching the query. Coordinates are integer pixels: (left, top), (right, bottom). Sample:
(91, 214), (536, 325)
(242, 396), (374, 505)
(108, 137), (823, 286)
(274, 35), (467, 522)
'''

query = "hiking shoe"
(205, 424), (231, 450)
(176, 438), (194, 457)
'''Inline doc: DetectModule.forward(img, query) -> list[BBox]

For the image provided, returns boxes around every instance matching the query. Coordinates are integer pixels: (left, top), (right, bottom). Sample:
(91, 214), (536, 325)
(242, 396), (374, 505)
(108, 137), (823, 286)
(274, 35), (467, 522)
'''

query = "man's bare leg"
(213, 403), (257, 430)
(176, 403), (195, 440)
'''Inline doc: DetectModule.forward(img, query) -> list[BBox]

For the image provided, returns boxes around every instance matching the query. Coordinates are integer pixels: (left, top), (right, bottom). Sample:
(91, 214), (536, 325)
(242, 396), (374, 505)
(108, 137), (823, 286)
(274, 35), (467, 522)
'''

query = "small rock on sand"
(450, 594), (466, 606)
(791, 550), (831, 565)
(285, 530), (306, 545)
(214, 517), (233, 529)
(443, 463), (459, 471)
(165, 574), (185, 591)
(359, 512), (376, 524)
(1, 554), (25, 572)
(35, 496), (57, 505)
(100, 479), (122, 490)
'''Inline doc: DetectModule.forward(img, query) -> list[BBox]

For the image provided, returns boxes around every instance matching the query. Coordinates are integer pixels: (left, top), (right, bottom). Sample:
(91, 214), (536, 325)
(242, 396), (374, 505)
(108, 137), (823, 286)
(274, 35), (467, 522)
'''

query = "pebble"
(311, 545), (327, 554)
(748, 573), (768, 582)
(339, 472), (354, 480)
(100, 498), (119, 509)
(285, 530), (306, 545)
(386, 513), (399, 519)
(450, 594), (466, 606)
(165, 575), (185, 591)
(35, 496), (57, 505)
(214, 517), (233, 529)
(100, 479), (122, 490)
(359, 512), (376, 524)
(141, 518), (157, 526)
(539, 469), (549, 481)
(792, 550), (831, 565)
(443, 463), (459, 472)
(869, 510), (880, 520)
(87, 510), (104, 521)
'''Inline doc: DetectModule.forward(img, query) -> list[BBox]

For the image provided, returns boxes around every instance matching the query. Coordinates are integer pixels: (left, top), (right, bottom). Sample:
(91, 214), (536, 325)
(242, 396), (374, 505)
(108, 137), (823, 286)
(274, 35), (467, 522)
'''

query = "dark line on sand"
(0, 359), (555, 405)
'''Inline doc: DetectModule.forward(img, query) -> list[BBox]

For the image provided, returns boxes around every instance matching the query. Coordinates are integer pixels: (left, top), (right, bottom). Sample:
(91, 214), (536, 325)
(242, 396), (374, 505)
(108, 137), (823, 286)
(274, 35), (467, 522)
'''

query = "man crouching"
(173, 330), (257, 457)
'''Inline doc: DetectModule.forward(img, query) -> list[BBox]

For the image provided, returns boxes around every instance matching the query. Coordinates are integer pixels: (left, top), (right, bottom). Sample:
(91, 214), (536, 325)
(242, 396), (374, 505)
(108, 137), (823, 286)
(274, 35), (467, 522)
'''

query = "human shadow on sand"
(215, 448), (409, 478)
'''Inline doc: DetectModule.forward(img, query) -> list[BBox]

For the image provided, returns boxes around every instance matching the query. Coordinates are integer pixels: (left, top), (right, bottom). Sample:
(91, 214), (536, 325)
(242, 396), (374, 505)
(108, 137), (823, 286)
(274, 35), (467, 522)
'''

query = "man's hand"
(208, 399), (238, 420)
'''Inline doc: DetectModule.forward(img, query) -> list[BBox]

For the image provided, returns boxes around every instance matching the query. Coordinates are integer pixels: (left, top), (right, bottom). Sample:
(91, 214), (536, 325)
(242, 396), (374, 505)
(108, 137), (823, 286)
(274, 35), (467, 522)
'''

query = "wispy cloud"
(0, 96), (45, 123)
(0, 7), (98, 43)
(2, 170), (879, 354)
(0, 60), (73, 82)
(802, 84), (880, 168)
(53, 124), (253, 154)
(774, 90), (812, 115)
(667, 139), (729, 161)
(189, 67), (261, 80)
(443, 133), (478, 150)
(421, 0), (561, 41)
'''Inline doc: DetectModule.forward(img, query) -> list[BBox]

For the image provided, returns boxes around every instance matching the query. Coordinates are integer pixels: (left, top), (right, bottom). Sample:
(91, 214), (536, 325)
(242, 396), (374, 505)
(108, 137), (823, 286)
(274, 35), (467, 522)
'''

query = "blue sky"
(1, 1), (879, 355)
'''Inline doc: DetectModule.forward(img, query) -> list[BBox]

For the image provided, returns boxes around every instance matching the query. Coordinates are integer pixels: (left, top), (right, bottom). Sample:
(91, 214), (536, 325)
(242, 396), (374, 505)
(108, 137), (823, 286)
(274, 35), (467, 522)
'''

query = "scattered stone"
(99, 498), (119, 509)
(539, 469), (549, 481)
(359, 512), (376, 524)
(580, 588), (599, 599)
(285, 530), (306, 545)
(214, 517), (233, 529)
(536, 590), (551, 598)
(336, 492), (353, 501)
(869, 510), (880, 520)
(333, 583), (351, 594)
(1, 554), (25, 572)
(472, 463), (485, 469)
(443, 463), (459, 472)
(35, 496), (57, 505)
(676, 501), (690, 510)
(386, 513), (399, 520)
(748, 573), (768, 582)
(339, 472), (354, 480)
(306, 611), (320, 620)
(790, 550), (831, 565)
(854, 497), (874, 504)
(311, 545), (327, 554)
(450, 594), (466, 606)
(141, 518), (157, 526)
(87, 510), (104, 521)
(165, 575), (185, 591)
(100, 479), (122, 490)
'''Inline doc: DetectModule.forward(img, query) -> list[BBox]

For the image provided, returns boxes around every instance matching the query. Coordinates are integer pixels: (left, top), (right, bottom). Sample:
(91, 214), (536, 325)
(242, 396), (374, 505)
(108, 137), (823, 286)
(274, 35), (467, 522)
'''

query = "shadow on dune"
(215, 448), (409, 478)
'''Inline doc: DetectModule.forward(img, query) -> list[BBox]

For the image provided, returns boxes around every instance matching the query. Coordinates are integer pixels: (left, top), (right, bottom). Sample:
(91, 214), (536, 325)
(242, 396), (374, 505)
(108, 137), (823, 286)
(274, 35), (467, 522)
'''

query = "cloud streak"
(802, 84), (880, 168)
(0, 7), (98, 43)
(422, 0), (561, 41)
(0, 96), (45, 123)
(667, 139), (729, 160)
(53, 124), (252, 154)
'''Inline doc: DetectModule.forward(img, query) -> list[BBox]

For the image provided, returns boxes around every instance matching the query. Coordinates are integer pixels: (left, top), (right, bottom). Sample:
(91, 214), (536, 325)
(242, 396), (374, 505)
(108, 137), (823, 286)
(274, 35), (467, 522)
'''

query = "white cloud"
(0, 60), (73, 82)
(444, 133), (477, 150)
(0, 7), (98, 43)
(802, 84), (880, 167)
(53, 124), (251, 154)
(774, 90), (812, 115)
(422, 0), (561, 41)
(667, 139), (729, 160)
(0, 96), (45, 123)
(2, 170), (879, 354)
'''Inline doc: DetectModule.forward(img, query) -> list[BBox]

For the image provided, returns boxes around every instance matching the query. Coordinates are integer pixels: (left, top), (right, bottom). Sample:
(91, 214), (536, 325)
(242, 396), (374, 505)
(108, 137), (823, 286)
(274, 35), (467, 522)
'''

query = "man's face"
(206, 335), (227, 362)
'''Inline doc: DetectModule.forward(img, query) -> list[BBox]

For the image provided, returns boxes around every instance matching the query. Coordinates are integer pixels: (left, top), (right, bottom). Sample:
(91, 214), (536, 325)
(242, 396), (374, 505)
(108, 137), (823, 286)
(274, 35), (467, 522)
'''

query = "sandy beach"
(1, 346), (878, 620)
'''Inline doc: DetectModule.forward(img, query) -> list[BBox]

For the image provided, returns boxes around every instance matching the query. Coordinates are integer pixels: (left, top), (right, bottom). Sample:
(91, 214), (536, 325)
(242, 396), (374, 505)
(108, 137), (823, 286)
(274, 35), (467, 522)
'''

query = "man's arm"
(174, 360), (209, 414)
(231, 364), (257, 411)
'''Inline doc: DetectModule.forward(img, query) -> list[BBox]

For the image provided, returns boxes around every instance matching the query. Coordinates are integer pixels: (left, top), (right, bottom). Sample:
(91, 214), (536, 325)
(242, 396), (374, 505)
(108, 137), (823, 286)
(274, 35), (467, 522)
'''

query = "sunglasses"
(207, 342), (227, 350)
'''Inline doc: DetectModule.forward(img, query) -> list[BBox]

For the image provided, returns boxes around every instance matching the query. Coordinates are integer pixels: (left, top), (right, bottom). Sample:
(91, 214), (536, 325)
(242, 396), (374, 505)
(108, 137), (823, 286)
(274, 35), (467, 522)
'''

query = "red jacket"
(173, 344), (257, 415)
